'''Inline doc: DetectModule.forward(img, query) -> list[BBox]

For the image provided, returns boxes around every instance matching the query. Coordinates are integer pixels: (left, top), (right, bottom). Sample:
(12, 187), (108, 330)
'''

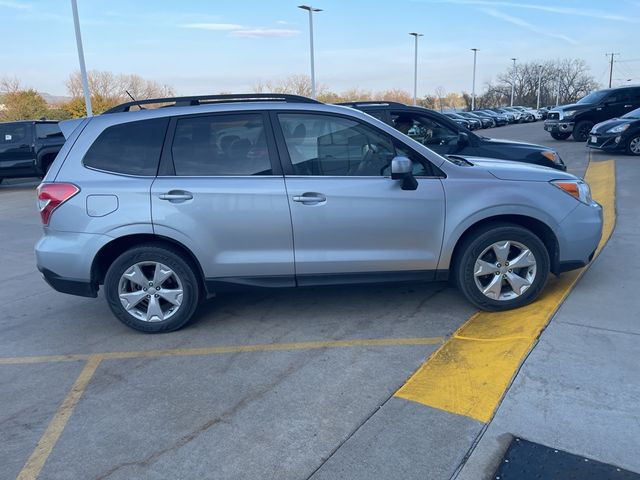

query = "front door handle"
(292, 192), (326, 204)
(159, 191), (193, 202)
(624, 104), (633, 108)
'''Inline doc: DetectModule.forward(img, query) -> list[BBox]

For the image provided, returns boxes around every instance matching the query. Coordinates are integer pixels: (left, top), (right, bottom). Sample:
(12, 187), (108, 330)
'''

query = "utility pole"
(471, 48), (478, 110)
(556, 74), (560, 106)
(298, 5), (322, 99)
(70, 0), (92, 116)
(409, 33), (423, 106)
(605, 53), (620, 88)
(536, 65), (543, 109)
(510, 58), (517, 106)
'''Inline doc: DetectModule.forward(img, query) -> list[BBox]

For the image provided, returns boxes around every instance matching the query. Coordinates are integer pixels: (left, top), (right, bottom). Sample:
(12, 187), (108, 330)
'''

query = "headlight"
(562, 110), (577, 119)
(551, 179), (593, 205)
(541, 151), (559, 164)
(607, 123), (630, 134)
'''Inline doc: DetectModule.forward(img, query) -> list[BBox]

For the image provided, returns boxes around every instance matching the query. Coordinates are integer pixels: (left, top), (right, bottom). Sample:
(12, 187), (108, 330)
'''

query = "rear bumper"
(39, 267), (97, 297)
(544, 121), (575, 134)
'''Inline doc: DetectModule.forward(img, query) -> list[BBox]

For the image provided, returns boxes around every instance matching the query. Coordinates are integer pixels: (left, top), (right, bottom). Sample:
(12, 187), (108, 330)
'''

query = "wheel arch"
(448, 214), (560, 276)
(91, 234), (207, 295)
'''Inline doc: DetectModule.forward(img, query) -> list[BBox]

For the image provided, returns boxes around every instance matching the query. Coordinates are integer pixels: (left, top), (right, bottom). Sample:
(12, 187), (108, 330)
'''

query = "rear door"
(151, 112), (295, 285)
(0, 122), (34, 175)
(273, 111), (445, 282)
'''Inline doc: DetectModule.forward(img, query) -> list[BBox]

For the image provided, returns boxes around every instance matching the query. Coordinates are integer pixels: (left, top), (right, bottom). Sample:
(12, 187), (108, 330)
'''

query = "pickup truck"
(0, 120), (64, 183)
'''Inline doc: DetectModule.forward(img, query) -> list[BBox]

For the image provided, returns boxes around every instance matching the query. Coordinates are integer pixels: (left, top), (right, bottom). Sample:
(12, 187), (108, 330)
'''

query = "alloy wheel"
(118, 261), (184, 322)
(473, 241), (537, 301)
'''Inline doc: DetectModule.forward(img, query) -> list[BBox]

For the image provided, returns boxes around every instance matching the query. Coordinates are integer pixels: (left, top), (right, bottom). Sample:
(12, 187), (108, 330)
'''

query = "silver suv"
(35, 94), (602, 332)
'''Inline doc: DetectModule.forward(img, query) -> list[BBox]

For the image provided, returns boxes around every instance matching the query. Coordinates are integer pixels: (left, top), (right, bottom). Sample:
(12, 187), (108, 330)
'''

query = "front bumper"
(586, 131), (626, 151)
(556, 201), (603, 273)
(544, 121), (575, 134)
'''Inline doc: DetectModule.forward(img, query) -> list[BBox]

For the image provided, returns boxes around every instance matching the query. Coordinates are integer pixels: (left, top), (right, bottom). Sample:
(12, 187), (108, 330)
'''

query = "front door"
(273, 111), (445, 283)
(151, 112), (295, 286)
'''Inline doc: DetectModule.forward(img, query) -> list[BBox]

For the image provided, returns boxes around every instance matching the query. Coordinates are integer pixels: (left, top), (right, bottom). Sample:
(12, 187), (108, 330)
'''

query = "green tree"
(0, 89), (48, 121)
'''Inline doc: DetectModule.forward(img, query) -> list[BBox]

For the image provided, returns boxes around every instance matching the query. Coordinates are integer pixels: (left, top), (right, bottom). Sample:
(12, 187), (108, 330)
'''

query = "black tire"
(550, 132), (571, 140)
(572, 120), (594, 142)
(453, 223), (550, 311)
(626, 134), (640, 156)
(104, 244), (201, 332)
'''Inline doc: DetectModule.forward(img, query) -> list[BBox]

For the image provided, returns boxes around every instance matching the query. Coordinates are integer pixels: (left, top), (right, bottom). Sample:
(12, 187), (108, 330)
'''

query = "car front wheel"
(572, 120), (594, 142)
(454, 224), (550, 311)
(550, 132), (571, 140)
(104, 244), (201, 332)
(627, 135), (640, 156)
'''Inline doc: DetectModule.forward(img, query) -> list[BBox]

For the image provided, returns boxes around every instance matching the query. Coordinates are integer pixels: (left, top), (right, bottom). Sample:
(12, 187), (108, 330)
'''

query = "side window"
(83, 118), (168, 176)
(0, 123), (29, 144)
(35, 123), (62, 139)
(171, 114), (272, 176)
(362, 109), (387, 122)
(391, 112), (458, 146)
(278, 113), (427, 176)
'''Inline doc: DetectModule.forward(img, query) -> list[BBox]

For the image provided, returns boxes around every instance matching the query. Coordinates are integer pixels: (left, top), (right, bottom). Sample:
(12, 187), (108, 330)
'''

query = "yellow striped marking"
(17, 356), (102, 480)
(395, 160), (616, 423)
(0, 337), (443, 366)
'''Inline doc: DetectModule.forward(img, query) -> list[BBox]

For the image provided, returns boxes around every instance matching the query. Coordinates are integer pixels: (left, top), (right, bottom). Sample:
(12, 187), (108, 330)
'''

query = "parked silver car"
(35, 94), (602, 332)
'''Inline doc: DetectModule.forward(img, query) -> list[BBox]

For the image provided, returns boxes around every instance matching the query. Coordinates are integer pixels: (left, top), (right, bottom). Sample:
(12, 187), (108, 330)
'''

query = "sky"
(1, 0), (639, 97)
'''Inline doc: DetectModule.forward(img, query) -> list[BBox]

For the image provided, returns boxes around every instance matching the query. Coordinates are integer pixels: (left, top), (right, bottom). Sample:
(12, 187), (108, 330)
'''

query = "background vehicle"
(342, 101), (565, 169)
(445, 113), (481, 130)
(475, 110), (508, 126)
(0, 120), (63, 183)
(36, 94), (595, 333)
(544, 85), (640, 142)
(459, 111), (495, 128)
(492, 108), (519, 123)
(587, 107), (640, 155)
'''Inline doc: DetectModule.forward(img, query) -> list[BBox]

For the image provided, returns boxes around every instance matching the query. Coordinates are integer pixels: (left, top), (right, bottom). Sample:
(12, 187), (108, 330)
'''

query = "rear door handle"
(292, 192), (326, 204)
(159, 191), (193, 202)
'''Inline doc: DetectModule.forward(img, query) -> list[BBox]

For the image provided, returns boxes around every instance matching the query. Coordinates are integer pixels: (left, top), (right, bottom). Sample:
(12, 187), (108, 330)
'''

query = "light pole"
(70, 0), (92, 116)
(298, 5), (322, 99)
(471, 48), (478, 110)
(510, 57), (517, 107)
(536, 64), (543, 109)
(409, 32), (423, 106)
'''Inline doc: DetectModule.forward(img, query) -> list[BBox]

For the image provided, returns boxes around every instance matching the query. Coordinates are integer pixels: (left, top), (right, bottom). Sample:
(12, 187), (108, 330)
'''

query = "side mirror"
(457, 132), (469, 146)
(391, 156), (418, 191)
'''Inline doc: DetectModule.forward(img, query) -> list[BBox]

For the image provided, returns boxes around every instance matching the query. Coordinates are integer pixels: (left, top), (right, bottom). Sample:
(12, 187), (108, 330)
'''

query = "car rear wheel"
(454, 224), (550, 311)
(104, 244), (201, 332)
(572, 121), (594, 142)
(626, 135), (640, 156)
(550, 132), (571, 140)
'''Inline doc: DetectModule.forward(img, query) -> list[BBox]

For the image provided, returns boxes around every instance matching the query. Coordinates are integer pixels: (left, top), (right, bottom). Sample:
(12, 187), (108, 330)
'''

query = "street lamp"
(70, 0), (92, 116)
(298, 5), (322, 99)
(510, 57), (517, 107)
(536, 65), (543, 109)
(471, 48), (479, 110)
(409, 33), (423, 106)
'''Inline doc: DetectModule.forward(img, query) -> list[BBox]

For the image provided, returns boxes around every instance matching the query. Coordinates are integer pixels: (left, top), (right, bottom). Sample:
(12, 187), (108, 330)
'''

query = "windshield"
(622, 107), (640, 119)
(577, 90), (609, 104)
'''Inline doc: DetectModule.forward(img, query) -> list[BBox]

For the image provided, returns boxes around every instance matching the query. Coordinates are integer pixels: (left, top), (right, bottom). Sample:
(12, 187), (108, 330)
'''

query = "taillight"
(37, 183), (80, 225)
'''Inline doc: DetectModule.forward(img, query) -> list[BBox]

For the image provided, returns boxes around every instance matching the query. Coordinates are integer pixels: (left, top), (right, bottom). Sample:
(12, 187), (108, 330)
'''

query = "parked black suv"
(342, 102), (566, 170)
(0, 120), (64, 183)
(544, 85), (640, 142)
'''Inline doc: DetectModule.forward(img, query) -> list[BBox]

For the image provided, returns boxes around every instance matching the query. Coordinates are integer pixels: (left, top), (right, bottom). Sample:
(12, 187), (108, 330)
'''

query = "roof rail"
(338, 101), (408, 108)
(103, 93), (321, 114)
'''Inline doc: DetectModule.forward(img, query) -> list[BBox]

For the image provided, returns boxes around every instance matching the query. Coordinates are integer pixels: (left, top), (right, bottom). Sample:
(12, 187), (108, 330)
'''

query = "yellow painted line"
(17, 355), (102, 480)
(395, 160), (616, 423)
(0, 337), (443, 366)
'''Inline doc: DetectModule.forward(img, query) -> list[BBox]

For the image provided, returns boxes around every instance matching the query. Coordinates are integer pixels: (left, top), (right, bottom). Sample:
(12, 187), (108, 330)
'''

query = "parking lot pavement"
(0, 122), (632, 480)
(455, 152), (640, 478)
